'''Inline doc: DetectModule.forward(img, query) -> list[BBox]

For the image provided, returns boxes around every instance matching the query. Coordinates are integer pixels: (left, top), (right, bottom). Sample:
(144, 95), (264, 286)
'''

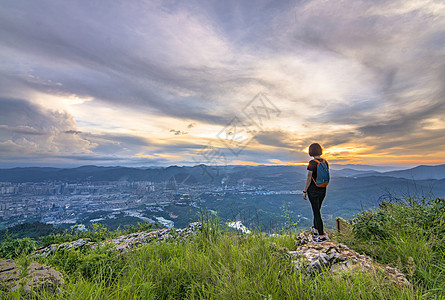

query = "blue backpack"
(313, 159), (330, 187)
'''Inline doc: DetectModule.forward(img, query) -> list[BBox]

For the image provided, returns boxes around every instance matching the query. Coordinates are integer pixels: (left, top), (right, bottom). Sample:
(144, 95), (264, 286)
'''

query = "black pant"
(308, 188), (326, 235)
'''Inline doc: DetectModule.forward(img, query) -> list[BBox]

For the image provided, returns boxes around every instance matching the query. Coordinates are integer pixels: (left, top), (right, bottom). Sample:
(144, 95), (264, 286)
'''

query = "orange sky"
(0, 1), (444, 168)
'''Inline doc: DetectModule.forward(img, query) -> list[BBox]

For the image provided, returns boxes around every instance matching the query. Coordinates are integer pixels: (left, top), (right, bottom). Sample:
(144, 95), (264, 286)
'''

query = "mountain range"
(1, 164), (444, 183)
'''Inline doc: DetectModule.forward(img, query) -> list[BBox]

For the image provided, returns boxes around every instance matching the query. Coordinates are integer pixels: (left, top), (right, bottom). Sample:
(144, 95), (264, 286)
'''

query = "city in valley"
(1, 164), (445, 232)
(0, 171), (302, 232)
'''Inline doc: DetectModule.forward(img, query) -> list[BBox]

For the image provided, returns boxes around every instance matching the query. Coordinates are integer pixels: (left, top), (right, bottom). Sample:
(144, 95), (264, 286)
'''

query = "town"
(0, 179), (301, 231)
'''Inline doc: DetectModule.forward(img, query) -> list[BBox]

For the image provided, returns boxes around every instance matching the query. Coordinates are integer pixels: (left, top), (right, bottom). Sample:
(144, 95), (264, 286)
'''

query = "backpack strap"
(311, 159), (320, 185)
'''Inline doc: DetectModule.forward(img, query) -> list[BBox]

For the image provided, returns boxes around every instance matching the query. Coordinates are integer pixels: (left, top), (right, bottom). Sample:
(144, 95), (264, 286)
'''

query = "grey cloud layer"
(268, 0), (445, 155)
(0, 97), (92, 156)
(0, 97), (205, 166)
(0, 0), (444, 165)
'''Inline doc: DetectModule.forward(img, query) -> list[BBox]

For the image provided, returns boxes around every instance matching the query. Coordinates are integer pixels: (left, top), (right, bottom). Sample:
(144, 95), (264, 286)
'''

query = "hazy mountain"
(0, 164), (307, 184)
(330, 168), (380, 178)
(329, 164), (400, 172)
(380, 164), (445, 180)
(1, 164), (444, 183)
(331, 164), (445, 180)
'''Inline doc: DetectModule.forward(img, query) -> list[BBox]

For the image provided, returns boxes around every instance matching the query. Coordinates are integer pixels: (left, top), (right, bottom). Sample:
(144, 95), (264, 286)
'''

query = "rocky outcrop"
(288, 230), (410, 286)
(0, 259), (64, 293)
(101, 222), (201, 251)
(35, 222), (202, 257)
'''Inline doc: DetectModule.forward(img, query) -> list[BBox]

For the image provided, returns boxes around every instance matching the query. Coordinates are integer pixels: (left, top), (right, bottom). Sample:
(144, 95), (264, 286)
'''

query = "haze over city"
(1, 0), (444, 168)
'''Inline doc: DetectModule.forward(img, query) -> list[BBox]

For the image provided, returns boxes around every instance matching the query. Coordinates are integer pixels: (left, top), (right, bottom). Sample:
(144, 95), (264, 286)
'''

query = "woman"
(302, 143), (329, 242)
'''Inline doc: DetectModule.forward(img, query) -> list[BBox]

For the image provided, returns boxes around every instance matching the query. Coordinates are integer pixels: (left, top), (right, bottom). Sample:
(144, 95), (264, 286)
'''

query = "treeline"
(0, 222), (64, 243)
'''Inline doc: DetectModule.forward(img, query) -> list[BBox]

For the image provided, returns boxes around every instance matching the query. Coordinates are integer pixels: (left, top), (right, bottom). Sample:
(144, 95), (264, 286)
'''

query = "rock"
(35, 222), (202, 256)
(0, 259), (64, 294)
(336, 217), (352, 234)
(289, 230), (410, 287)
(295, 230), (330, 246)
(35, 238), (96, 257)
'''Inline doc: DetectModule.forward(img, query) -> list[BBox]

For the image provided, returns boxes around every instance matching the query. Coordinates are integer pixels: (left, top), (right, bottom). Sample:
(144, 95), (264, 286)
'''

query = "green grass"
(337, 197), (445, 299)
(2, 198), (444, 299)
(2, 229), (416, 299)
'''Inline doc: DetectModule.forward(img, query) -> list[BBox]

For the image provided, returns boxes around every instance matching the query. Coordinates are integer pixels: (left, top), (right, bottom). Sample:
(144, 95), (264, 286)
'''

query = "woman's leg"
(308, 190), (326, 235)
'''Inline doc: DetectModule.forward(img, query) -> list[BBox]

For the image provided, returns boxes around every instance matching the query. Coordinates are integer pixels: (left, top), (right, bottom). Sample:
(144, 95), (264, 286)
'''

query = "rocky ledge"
(287, 230), (409, 286)
(0, 259), (64, 293)
(35, 222), (202, 257)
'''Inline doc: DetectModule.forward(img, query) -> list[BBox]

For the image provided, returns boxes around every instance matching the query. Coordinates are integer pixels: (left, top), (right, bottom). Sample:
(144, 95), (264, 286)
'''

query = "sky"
(0, 0), (444, 168)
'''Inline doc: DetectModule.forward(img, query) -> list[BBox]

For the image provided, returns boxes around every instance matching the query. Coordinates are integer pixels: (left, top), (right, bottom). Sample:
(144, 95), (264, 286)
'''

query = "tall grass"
(337, 197), (445, 299)
(2, 214), (421, 299)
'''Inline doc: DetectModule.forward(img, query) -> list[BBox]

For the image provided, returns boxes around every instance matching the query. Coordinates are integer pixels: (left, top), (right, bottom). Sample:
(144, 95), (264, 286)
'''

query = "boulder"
(289, 230), (410, 287)
(0, 259), (64, 294)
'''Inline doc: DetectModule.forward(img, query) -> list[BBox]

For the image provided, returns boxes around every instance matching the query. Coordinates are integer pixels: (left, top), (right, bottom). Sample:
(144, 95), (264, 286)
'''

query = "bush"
(351, 210), (393, 240)
(341, 197), (445, 297)
(0, 234), (36, 259)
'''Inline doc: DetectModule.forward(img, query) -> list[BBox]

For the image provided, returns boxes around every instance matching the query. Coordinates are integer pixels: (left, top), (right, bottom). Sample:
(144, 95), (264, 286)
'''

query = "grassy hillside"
(1, 198), (444, 299)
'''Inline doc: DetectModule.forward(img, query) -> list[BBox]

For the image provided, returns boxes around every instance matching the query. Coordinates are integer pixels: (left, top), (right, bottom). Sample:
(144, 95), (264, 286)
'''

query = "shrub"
(0, 234), (36, 259)
(342, 197), (445, 297)
(351, 210), (393, 240)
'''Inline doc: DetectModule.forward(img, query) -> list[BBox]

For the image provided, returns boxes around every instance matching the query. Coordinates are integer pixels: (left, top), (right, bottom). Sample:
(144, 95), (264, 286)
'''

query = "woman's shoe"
(311, 226), (319, 236)
(315, 235), (328, 243)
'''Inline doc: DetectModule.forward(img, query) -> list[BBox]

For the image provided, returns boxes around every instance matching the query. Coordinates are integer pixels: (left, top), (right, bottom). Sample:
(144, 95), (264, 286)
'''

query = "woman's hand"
(303, 170), (312, 200)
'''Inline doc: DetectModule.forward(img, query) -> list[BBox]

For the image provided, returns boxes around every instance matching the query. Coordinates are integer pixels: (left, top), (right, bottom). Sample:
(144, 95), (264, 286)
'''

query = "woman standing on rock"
(302, 143), (330, 242)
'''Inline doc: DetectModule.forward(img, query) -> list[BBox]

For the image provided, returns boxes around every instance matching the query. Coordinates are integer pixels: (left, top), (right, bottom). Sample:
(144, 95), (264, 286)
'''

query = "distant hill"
(330, 168), (380, 178)
(332, 164), (445, 180)
(1, 163), (445, 184)
(0, 164), (307, 184)
(329, 164), (400, 172)
(380, 164), (445, 180)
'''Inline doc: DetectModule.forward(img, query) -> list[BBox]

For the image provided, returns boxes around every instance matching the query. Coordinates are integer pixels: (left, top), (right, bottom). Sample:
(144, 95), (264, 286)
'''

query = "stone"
(288, 230), (410, 287)
(0, 259), (64, 294)
(336, 217), (352, 234)
(35, 222), (202, 256)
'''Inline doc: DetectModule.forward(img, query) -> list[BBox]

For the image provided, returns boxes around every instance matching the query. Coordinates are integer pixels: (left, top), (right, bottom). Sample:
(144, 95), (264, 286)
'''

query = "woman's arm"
(303, 170), (312, 200)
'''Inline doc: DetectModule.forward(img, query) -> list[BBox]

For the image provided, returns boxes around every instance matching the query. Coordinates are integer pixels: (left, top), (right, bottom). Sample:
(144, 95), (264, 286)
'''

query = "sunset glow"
(0, 1), (444, 168)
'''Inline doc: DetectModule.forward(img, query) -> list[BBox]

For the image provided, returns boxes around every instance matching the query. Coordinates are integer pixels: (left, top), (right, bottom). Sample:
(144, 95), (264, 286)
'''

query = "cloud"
(65, 130), (82, 135)
(254, 130), (300, 149)
(169, 129), (189, 136)
(0, 125), (47, 136)
(0, 1), (239, 125)
(0, 97), (94, 157)
(0, 0), (444, 166)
